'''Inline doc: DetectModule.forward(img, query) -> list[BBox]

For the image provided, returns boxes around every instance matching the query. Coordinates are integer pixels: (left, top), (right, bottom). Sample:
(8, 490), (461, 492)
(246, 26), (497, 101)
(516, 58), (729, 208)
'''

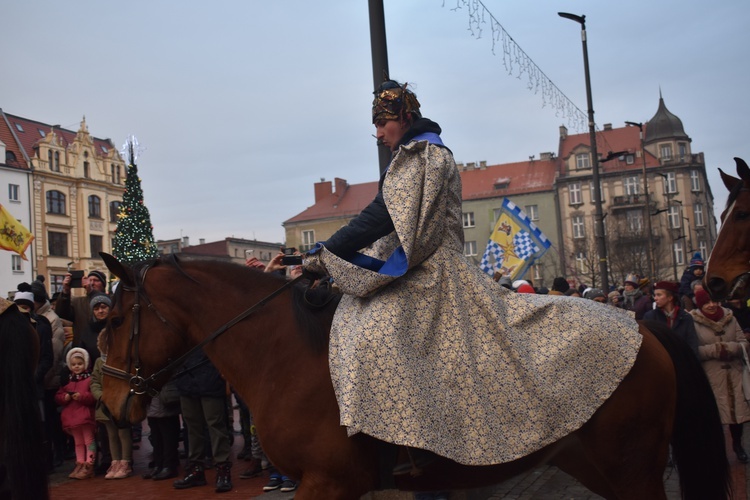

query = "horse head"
(705, 157), (750, 301)
(99, 252), (196, 425)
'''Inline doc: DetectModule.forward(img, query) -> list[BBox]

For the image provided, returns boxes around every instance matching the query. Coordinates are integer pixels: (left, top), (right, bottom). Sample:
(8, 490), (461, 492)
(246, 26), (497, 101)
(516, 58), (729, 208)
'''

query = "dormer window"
(494, 177), (510, 190)
(576, 153), (591, 170)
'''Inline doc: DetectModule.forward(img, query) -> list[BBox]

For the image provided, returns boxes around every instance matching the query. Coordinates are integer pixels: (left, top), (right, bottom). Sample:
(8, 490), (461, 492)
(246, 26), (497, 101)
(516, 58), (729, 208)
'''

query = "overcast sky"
(3, 1), (748, 245)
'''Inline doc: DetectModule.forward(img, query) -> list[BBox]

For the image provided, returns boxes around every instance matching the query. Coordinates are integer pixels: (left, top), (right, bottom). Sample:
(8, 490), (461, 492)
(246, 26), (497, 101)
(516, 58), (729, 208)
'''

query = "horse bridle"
(102, 261), (303, 423)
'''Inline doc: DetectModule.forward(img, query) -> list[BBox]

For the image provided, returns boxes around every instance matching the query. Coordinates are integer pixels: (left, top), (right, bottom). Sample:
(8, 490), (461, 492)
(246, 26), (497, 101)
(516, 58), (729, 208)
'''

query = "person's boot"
(392, 447), (438, 476)
(215, 461), (233, 493)
(730, 424), (748, 463)
(173, 462), (207, 489)
(113, 460), (133, 479)
(68, 462), (83, 479)
(75, 462), (95, 479)
(105, 460), (121, 479)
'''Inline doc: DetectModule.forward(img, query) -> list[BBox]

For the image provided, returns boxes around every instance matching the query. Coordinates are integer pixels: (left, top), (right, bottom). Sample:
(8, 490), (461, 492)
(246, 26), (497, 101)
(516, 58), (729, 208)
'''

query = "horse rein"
(102, 262), (304, 401)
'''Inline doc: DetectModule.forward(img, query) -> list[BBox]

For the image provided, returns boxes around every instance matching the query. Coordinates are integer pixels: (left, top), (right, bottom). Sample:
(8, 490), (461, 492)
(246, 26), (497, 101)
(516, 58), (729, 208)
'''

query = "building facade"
(0, 110), (126, 295)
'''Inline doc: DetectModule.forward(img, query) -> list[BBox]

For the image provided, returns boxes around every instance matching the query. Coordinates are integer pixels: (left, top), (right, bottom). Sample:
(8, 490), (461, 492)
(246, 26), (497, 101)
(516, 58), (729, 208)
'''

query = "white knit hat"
(13, 291), (35, 308)
(66, 347), (90, 370)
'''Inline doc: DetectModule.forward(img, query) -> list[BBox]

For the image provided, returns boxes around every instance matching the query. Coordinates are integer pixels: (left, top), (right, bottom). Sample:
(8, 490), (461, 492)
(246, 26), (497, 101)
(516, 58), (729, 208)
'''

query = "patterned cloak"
(305, 139), (642, 465)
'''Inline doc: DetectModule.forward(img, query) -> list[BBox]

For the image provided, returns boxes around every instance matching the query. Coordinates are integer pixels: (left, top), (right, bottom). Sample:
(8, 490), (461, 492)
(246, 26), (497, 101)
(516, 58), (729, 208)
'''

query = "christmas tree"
(113, 136), (158, 264)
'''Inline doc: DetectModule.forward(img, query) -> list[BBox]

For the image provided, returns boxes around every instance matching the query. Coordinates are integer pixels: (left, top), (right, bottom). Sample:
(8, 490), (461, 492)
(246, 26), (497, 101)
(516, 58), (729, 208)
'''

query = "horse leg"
(558, 330), (674, 499)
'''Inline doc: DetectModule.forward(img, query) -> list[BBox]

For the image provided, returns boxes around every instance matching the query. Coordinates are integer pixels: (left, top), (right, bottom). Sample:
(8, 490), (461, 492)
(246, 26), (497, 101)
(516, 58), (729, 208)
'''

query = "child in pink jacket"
(55, 347), (96, 479)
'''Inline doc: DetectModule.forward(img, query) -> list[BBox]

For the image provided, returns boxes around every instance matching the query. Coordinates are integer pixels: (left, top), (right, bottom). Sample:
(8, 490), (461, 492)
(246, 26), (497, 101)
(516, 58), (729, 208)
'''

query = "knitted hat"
(87, 270), (107, 287)
(14, 282), (35, 308)
(516, 283), (536, 294)
(30, 280), (48, 303)
(608, 291), (621, 300)
(552, 277), (570, 293)
(66, 347), (90, 370)
(694, 289), (713, 309)
(498, 276), (512, 289)
(689, 252), (704, 268)
(585, 288), (605, 300)
(654, 281), (679, 295)
(89, 292), (112, 312)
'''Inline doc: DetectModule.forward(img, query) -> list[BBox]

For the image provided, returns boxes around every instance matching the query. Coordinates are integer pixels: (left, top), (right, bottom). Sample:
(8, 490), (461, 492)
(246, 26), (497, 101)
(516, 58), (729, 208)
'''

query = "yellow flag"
(0, 204), (33, 260)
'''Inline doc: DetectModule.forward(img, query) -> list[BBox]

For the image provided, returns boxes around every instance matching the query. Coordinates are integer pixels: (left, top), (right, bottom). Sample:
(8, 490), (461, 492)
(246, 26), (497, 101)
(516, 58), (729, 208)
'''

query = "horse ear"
(99, 252), (134, 287)
(720, 168), (740, 192)
(735, 157), (750, 183)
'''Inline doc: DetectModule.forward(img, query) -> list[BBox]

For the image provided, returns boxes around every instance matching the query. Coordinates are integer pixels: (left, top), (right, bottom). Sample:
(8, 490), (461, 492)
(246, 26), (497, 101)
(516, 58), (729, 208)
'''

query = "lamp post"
(559, 12), (608, 292)
(368, 0), (391, 175)
(625, 121), (655, 281)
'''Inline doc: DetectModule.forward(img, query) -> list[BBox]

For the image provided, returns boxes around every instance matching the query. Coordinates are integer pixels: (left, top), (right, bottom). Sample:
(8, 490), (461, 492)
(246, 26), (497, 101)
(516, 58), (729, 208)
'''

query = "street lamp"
(559, 12), (609, 292)
(624, 121), (655, 281)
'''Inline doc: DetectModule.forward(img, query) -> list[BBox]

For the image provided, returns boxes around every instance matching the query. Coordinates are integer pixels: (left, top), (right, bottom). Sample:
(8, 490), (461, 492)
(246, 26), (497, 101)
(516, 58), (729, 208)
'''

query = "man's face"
(375, 119), (409, 151)
(654, 290), (672, 309)
(86, 276), (105, 293)
(624, 283), (636, 292)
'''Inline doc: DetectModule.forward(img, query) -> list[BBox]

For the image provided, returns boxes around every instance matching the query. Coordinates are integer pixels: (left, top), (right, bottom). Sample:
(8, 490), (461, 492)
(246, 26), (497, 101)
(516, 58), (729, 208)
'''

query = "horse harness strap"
(102, 263), (304, 398)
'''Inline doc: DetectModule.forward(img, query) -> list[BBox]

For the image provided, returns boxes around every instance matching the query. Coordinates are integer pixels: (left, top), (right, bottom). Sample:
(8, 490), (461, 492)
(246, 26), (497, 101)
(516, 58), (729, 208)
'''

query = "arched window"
(46, 190), (66, 215)
(109, 200), (122, 223)
(88, 195), (101, 218)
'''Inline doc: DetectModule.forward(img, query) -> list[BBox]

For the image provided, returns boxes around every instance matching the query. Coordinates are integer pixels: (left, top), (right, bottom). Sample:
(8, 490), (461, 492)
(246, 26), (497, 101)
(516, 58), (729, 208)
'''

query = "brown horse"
(100, 252), (731, 500)
(705, 157), (750, 302)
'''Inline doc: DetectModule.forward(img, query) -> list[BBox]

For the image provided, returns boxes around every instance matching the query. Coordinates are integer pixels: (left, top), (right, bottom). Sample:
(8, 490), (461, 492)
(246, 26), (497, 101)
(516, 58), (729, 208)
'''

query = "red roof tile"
(558, 125), (660, 174)
(285, 181), (379, 224)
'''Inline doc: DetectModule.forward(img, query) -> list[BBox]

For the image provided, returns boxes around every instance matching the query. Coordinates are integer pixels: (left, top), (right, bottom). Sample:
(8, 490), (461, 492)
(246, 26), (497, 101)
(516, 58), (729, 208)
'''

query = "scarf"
(69, 371), (90, 382)
(702, 307), (725, 323)
(622, 288), (642, 309)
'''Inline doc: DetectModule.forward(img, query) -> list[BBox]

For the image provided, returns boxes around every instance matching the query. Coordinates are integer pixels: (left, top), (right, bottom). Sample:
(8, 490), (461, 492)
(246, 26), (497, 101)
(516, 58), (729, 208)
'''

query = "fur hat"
(654, 281), (680, 295)
(689, 252), (704, 268)
(552, 277), (570, 293)
(89, 292), (112, 312)
(66, 347), (90, 370)
(87, 270), (107, 287)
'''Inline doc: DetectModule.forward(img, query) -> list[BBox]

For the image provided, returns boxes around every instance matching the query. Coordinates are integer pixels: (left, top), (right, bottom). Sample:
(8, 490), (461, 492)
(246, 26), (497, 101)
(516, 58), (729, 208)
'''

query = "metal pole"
(627, 122), (656, 280)
(559, 13), (608, 292)
(368, 0), (391, 175)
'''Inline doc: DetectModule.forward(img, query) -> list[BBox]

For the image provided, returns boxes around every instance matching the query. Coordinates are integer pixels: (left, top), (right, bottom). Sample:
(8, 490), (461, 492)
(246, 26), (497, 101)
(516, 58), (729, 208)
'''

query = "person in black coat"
(644, 281), (699, 358)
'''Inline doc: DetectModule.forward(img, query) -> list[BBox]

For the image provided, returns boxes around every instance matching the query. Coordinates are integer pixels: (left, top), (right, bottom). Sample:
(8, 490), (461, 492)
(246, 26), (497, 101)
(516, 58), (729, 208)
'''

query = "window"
(48, 231), (68, 257)
(690, 170), (701, 192)
(464, 240), (477, 256)
(569, 182), (582, 205)
(660, 144), (673, 161)
(46, 190), (66, 214)
(694, 203), (704, 227)
(575, 251), (587, 273)
(48, 150), (53, 170)
(572, 215), (585, 239)
(626, 210), (643, 233)
(111, 164), (120, 184)
(88, 195), (101, 218)
(50, 274), (65, 294)
(462, 212), (475, 228)
(624, 176), (639, 196)
(8, 184), (19, 202)
(673, 241), (684, 266)
(90, 235), (103, 258)
(53, 151), (60, 172)
(589, 181), (604, 203)
(699, 240), (708, 260)
(492, 208), (503, 224)
(678, 143), (688, 160)
(576, 153), (590, 170)
(109, 201), (122, 223)
(11, 255), (22, 272)
(300, 230), (315, 252)
(664, 172), (677, 194)
(524, 205), (539, 221)
(668, 206), (681, 229)
(626, 155), (634, 165)
(83, 152), (90, 178)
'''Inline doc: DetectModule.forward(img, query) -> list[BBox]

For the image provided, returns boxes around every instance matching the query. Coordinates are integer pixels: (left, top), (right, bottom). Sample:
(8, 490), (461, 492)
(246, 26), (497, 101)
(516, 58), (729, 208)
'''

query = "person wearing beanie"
(55, 270), (108, 369)
(549, 277), (570, 296)
(644, 281), (699, 358)
(55, 347), (96, 479)
(584, 288), (607, 304)
(679, 252), (705, 298)
(689, 289), (750, 463)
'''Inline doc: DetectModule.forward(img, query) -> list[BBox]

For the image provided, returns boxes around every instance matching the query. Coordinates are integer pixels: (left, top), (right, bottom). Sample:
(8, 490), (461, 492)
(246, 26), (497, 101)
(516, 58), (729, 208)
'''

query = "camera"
(281, 247), (302, 266)
(69, 270), (84, 288)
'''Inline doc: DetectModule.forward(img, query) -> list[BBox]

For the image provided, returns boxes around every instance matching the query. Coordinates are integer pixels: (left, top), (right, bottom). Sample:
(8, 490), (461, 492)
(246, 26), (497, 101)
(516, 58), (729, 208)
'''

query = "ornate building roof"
(645, 94), (689, 143)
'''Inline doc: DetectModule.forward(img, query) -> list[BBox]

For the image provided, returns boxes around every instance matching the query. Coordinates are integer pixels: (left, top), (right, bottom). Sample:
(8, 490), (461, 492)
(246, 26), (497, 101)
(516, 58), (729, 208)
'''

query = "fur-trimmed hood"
(690, 307), (735, 333)
(66, 347), (90, 370)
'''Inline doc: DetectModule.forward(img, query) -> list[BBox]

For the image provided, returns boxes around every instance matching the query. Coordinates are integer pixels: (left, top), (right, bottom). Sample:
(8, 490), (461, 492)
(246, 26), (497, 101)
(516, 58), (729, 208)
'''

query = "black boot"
(392, 447), (438, 476)
(215, 461), (233, 493)
(173, 462), (207, 489)
(730, 424), (748, 463)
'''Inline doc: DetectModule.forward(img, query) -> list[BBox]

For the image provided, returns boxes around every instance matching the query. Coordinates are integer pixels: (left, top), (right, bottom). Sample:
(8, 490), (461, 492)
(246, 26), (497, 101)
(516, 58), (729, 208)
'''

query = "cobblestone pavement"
(51, 414), (748, 499)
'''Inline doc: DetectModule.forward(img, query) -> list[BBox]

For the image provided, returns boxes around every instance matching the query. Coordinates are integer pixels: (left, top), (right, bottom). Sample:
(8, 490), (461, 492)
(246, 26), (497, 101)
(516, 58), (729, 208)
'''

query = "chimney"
(479, 161), (487, 169)
(603, 123), (612, 131)
(540, 152), (554, 161)
(314, 178), (333, 203)
(466, 162), (476, 170)
(334, 178), (348, 197)
(559, 125), (568, 140)
(199, 238), (205, 245)
(182, 236), (190, 247)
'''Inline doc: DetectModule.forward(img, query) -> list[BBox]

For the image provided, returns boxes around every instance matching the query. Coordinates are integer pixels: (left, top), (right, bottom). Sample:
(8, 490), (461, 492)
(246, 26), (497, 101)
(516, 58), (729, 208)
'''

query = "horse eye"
(735, 211), (750, 221)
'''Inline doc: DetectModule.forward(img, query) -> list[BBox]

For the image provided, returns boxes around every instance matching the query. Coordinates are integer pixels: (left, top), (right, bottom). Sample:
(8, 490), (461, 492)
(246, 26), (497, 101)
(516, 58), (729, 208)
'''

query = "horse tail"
(642, 320), (732, 500)
(0, 308), (50, 500)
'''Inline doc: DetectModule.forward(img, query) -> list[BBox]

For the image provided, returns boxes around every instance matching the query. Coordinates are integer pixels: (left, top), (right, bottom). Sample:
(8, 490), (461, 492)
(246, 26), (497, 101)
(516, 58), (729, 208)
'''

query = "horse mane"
(146, 255), (338, 354)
